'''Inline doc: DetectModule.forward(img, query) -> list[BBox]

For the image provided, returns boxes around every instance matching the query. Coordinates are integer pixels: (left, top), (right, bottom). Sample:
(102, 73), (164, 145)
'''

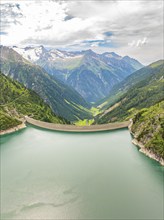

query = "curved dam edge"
(25, 117), (130, 133)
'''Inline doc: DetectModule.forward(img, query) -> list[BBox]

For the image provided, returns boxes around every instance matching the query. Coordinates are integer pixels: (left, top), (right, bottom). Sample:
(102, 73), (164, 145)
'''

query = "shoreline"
(132, 139), (164, 166)
(0, 123), (26, 136)
(129, 119), (164, 166)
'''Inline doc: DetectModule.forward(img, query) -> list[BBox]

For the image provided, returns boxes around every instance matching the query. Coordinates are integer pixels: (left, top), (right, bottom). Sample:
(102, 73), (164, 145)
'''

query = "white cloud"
(0, 0), (163, 64)
(128, 37), (148, 47)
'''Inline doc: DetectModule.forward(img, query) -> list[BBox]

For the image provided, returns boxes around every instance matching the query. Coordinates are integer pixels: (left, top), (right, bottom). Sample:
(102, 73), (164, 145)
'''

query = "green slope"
(0, 112), (22, 131)
(131, 101), (164, 159)
(96, 60), (164, 110)
(96, 60), (164, 123)
(0, 72), (68, 131)
(0, 46), (92, 122)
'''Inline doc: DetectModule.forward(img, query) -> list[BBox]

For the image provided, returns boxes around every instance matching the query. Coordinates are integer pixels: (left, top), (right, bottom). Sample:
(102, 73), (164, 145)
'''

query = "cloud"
(64, 15), (74, 21)
(104, 32), (113, 37)
(0, 0), (163, 64)
(0, 32), (7, 35)
(80, 39), (116, 48)
(128, 37), (148, 47)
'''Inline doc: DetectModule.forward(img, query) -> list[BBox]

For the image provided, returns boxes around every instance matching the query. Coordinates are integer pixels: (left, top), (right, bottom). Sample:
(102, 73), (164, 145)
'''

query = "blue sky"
(0, 0), (163, 64)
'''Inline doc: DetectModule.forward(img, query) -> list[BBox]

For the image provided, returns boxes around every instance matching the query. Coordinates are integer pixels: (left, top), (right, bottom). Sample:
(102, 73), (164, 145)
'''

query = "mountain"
(0, 72), (68, 131)
(13, 46), (143, 103)
(0, 46), (92, 122)
(96, 60), (164, 123)
(130, 101), (164, 161)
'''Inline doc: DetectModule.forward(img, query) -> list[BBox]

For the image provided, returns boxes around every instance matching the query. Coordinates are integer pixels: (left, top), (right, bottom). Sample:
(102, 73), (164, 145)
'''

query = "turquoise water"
(1, 125), (163, 219)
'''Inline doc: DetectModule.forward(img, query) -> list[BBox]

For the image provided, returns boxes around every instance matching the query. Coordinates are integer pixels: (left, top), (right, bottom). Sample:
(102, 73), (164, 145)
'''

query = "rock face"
(13, 46), (143, 103)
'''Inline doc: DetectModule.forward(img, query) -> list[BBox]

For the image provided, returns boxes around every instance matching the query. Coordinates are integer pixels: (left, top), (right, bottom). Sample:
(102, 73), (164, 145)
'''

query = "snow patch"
(13, 46), (44, 62)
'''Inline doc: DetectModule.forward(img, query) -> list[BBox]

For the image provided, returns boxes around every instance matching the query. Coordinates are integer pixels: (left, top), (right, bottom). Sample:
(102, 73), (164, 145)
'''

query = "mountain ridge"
(12, 45), (144, 103)
(0, 46), (92, 122)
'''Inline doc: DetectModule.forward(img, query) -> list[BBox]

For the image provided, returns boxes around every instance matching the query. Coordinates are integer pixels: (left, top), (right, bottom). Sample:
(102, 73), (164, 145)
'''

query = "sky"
(0, 0), (163, 65)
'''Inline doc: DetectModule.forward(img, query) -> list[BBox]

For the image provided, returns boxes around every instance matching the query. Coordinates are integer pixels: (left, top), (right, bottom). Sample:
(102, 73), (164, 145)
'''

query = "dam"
(25, 116), (130, 132)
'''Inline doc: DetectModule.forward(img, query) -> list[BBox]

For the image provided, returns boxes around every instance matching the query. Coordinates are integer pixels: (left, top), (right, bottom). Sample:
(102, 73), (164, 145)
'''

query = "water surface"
(1, 126), (163, 219)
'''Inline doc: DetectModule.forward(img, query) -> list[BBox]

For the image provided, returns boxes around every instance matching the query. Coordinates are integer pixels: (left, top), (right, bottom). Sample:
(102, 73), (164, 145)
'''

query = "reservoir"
(1, 125), (163, 219)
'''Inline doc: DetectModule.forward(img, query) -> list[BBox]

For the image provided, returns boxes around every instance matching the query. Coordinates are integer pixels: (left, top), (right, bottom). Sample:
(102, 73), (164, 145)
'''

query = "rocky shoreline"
(128, 119), (164, 166)
(0, 123), (26, 136)
(132, 139), (164, 166)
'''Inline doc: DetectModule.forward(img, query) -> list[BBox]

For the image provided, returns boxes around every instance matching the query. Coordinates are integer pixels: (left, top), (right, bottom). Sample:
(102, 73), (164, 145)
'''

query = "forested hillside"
(0, 72), (68, 131)
(131, 101), (164, 159)
(95, 60), (164, 162)
(96, 60), (164, 123)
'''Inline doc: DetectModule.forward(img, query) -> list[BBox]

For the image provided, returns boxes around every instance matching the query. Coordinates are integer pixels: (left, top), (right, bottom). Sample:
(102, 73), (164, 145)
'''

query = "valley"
(1, 2), (163, 219)
(0, 46), (92, 122)
(0, 45), (163, 165)
(13, 45), (143, 102)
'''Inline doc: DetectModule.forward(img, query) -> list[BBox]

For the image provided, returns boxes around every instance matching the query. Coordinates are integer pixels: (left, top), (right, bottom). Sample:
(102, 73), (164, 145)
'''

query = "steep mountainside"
(0, 46), (92, 122)
(0, 72), (68, 131)
(96, 60), (164, 123)
(131, 101), (164, 161)
(13, 46), (143, 103)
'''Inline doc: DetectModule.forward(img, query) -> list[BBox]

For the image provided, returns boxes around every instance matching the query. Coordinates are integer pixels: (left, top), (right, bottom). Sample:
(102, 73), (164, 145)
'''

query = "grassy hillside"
(0, 46), (92, 122)
(96, 60), (164, 123)
(131, 101), (164, 159)
(0, 72), (68, 131)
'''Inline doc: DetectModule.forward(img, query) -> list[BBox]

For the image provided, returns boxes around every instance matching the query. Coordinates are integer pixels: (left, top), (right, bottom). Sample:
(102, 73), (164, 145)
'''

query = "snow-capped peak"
(13, 45), (47, 62)
(49, 49), (83, 60)
(13, 45), (81, 62)
(102, 52), (122, 59)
